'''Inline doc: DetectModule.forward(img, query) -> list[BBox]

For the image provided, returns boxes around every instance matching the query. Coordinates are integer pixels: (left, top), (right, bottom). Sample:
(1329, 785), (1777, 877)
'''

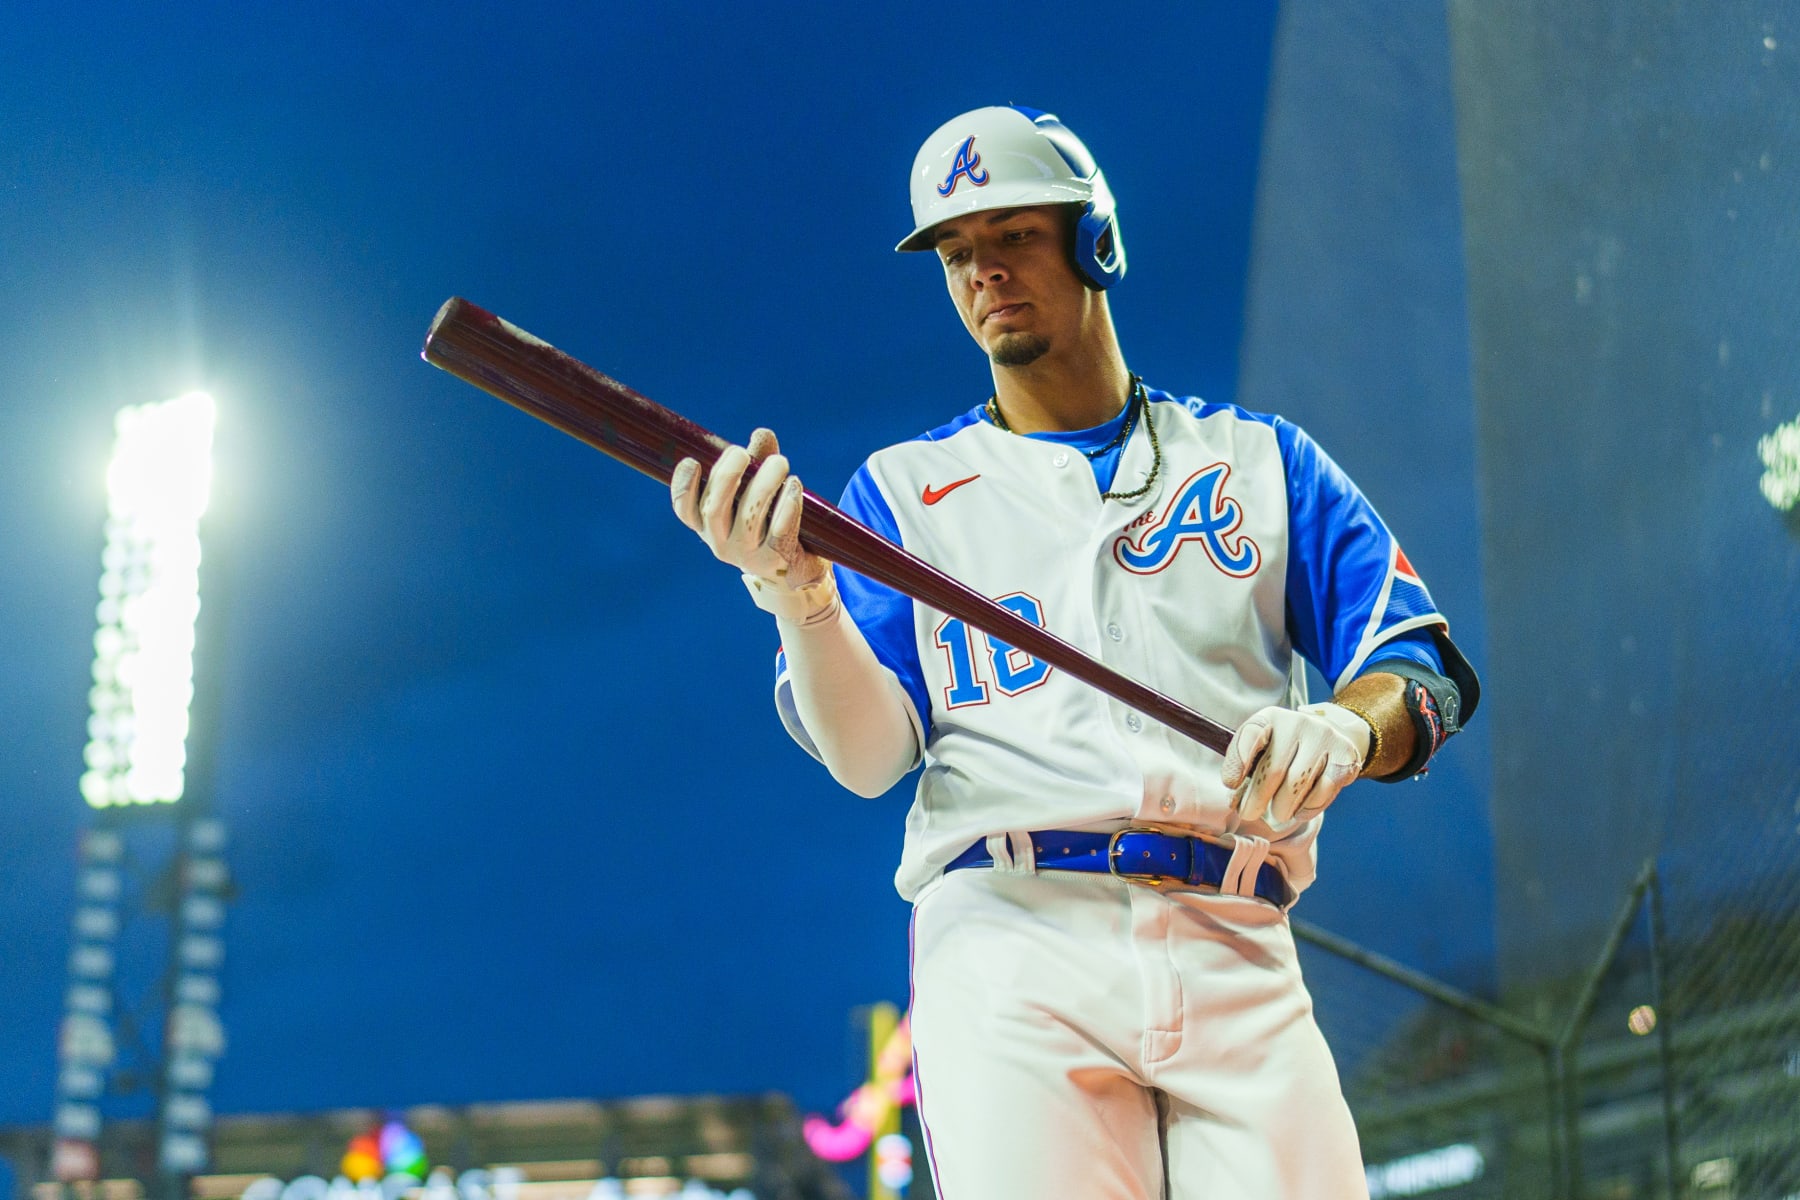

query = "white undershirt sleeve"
(771, 601), (923, 798)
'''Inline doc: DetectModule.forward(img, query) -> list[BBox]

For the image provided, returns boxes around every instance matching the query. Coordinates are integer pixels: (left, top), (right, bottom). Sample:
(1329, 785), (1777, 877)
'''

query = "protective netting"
(1300, 803), (1800, 1200)
(1298, 940), (1554, 1199)
(1654, 809), (1800, 1199)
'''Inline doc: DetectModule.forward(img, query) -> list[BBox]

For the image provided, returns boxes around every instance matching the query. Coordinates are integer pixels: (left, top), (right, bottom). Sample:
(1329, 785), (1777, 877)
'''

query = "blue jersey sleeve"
(774, 464), (933, 743)
(1278, 420), (1448, 690)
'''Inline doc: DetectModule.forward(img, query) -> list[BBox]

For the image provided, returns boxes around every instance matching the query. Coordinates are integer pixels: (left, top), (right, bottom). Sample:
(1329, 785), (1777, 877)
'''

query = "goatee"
(990, 332), (1051, 368)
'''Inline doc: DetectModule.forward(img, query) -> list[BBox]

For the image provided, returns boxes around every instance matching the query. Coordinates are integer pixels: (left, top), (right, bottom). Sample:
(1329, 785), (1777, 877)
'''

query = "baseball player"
(670, 105), (1478, 1200)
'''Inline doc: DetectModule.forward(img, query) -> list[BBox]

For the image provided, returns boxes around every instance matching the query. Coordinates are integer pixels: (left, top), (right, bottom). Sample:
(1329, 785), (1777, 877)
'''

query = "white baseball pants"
(909, 858), (1368, 1200)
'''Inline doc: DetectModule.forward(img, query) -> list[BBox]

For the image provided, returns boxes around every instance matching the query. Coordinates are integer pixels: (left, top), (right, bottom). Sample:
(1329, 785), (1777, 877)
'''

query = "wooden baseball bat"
(422, 297), (1236, 755)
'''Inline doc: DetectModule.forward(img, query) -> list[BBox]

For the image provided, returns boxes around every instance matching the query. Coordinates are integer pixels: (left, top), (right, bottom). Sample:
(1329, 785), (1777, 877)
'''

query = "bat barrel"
(425, 297), (729, 483)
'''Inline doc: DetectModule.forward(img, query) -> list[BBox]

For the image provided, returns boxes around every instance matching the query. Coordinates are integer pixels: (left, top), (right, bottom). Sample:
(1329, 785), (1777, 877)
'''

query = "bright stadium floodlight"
(1760, 413), (1800, 512)
(80, 392), (216, 808)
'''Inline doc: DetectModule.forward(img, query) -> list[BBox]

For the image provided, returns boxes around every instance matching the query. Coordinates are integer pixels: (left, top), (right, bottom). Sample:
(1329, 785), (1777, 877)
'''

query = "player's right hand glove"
(1222, 702), (1371, 830)
(671, 428), (838, 626)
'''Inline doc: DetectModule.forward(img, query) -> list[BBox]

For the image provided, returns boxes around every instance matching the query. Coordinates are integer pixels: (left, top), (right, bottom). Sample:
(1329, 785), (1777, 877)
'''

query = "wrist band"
(742, 569), (840, 627)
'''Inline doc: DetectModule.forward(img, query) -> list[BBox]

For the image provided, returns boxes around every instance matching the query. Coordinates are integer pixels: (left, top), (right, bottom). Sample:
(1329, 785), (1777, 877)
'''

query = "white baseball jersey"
(773, 388), (1453, 902)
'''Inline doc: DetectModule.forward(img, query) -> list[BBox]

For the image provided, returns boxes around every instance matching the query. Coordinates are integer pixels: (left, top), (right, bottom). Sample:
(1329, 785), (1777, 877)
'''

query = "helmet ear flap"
(1072, 193), (1126, 291)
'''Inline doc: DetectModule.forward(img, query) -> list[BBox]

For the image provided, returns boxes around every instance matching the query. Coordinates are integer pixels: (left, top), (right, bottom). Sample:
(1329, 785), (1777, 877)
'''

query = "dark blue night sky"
(1, 0), (1495, 1131)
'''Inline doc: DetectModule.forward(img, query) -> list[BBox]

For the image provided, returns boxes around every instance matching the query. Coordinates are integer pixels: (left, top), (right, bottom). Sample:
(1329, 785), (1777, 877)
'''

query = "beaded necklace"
(984, 373), (1163, 503)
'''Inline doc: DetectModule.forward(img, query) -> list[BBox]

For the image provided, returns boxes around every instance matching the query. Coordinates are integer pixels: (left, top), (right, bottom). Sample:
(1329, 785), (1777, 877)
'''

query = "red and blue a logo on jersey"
(1113, 465), (1261, 577)
(937, 137), (990, 197)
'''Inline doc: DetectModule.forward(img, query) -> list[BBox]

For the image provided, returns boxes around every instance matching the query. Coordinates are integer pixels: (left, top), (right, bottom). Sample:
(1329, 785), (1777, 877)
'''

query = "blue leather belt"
(946, 828), (1294, 909)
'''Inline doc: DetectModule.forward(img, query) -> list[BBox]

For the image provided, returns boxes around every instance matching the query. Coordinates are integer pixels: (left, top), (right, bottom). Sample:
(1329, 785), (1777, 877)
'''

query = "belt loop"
(1220, 834), (1271, 899)
(1006, 831), (1038, 874)
(983, 833), (1014, 872)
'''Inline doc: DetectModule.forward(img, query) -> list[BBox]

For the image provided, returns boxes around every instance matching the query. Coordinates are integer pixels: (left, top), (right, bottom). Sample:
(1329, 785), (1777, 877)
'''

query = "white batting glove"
(1222, 702), (1372, 830)
(670, 428), (837, 625)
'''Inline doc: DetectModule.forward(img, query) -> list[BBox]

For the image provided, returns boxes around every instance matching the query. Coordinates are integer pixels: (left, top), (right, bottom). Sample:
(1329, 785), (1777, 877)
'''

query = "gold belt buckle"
(1107, 827), (1169, 886)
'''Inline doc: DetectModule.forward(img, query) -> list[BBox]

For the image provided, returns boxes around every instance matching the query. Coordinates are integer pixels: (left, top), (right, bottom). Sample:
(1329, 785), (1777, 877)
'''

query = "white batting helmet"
(896, 104), (1126, 290)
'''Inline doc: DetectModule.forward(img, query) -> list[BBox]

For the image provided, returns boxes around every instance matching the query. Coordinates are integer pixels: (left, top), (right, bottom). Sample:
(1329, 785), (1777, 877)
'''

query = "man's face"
(932, 205), (1092, 369)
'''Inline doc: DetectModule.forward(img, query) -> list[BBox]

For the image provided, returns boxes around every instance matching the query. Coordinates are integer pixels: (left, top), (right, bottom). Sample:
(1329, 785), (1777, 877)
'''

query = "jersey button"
(1051, 450), (1070, 468)
(1124, 713), (1143, 733)
(1106, 623), (1124, 641)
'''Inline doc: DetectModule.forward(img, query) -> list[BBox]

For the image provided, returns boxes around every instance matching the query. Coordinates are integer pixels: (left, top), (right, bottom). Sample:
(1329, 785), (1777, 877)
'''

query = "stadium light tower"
(81, 392), (215, 808)
(53, 392), (231, 1199)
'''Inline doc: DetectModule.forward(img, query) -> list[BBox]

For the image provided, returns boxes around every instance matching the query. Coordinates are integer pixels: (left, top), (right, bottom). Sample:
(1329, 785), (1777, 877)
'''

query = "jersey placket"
(989, 425), (1168, 819)
(1089, 422), (1173, 812)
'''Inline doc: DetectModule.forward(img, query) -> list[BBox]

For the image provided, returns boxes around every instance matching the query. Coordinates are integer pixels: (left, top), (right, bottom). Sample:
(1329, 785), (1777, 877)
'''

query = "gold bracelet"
(1329, 699), (1382, 774)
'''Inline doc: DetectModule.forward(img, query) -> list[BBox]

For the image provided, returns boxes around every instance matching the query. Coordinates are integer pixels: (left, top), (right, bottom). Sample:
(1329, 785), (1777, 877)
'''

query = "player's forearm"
(776, 605), (920, 798)
(1329, 671), (1418, 780)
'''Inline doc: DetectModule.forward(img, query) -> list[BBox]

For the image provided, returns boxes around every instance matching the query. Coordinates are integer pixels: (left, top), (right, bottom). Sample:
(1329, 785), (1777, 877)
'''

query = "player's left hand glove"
(1222, 702), (1372, 829)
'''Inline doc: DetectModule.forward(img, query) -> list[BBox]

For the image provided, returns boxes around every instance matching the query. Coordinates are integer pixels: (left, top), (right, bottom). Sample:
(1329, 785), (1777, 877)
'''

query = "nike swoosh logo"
(922, 474), (981, 505)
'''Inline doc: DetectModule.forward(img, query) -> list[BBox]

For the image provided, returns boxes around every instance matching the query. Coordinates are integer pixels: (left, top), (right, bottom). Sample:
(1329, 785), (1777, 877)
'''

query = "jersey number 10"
(933, 592), (1053, 709)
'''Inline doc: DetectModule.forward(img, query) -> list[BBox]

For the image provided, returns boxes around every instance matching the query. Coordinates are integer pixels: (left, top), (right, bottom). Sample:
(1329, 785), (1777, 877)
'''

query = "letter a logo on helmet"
(936, 136), (990, 197)
(897, 105), (1126, 290)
